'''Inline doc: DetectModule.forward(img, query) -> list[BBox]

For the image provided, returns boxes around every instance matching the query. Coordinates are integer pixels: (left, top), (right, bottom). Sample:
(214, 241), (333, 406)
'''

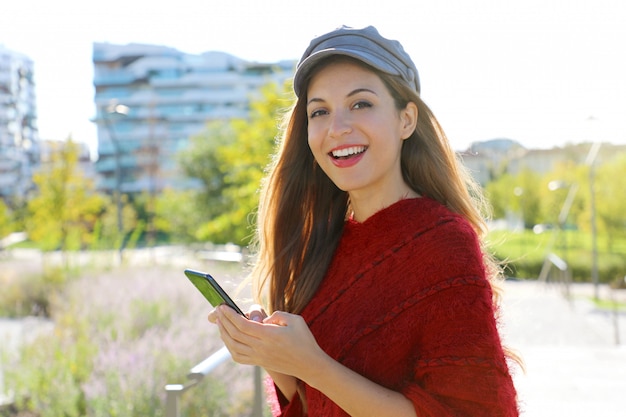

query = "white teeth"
(331, 146), (366, 158)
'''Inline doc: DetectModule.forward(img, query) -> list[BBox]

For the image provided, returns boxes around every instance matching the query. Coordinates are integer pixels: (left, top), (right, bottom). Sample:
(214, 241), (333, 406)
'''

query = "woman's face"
(306, 60), (417, 203)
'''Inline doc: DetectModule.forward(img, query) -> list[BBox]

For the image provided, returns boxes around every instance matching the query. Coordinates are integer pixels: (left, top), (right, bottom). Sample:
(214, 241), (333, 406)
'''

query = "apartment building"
(0, 45), (39, 203)
(92, 42), (295, 194)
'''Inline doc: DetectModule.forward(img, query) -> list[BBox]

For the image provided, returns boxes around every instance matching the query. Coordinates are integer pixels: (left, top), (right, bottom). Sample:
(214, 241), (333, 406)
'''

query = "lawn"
(487, 228), (626, 284)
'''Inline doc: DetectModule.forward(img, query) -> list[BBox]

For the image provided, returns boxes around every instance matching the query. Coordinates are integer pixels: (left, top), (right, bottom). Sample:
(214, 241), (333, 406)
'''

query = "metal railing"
(538, 252), (571, 299)
(538, 252), (624, 346)
(165, 346), (264, 417)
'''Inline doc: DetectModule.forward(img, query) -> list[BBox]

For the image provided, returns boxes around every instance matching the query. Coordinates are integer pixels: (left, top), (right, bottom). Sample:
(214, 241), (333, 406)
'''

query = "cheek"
(307, 127), (323, 155)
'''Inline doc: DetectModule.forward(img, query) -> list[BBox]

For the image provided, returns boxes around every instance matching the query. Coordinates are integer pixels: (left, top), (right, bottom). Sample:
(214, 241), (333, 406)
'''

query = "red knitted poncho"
(269, 197), (519, 416)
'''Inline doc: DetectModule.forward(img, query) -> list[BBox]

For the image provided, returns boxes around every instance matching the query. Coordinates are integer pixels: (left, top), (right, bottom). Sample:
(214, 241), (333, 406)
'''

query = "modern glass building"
(92, 42), (295, 194)
(0, 45), (39, 203)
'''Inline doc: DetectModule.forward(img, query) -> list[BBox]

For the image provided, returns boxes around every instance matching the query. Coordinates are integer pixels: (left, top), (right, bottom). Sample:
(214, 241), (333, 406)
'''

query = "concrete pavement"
(501, 280), (626, 416)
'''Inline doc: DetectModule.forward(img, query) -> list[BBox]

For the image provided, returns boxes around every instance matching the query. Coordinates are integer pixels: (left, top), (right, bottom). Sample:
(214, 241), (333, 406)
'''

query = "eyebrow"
(307, 88), (378, 106)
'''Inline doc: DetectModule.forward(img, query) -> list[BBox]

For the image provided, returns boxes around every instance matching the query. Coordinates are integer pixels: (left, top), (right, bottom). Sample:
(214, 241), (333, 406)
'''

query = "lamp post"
(585, 116), (602, 300)
(102, 101), (129, 263)
(586, 142), (601, 300)
(548, 181), (567, 263)
(513, 187), (524, 257)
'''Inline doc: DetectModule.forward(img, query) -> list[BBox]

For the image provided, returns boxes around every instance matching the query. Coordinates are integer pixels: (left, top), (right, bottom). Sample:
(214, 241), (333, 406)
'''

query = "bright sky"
(1, 0), (625, 154)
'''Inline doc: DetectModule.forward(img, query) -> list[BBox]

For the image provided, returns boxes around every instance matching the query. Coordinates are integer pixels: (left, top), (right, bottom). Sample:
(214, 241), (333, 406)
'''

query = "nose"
(328, 110), (352, 138)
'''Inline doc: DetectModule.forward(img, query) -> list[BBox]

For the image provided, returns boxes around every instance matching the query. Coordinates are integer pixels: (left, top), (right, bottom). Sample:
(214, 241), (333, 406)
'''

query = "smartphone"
(184, 268), (246, 317)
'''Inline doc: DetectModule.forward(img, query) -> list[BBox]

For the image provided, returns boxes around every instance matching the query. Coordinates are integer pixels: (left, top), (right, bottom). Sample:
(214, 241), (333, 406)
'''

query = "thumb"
(263, 311), (293, 327)
(247, 304), (267, 322)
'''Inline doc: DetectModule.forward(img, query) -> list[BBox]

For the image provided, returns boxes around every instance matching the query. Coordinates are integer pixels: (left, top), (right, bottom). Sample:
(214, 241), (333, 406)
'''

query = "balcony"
(94, 70), (138, 86)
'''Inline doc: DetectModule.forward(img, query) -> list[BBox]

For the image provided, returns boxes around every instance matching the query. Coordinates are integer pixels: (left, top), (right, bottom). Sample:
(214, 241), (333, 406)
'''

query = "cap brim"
(293, 48), (402, 97)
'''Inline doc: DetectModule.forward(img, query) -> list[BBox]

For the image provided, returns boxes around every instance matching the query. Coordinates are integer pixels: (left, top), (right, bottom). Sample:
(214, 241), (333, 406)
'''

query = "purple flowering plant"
(5, 261), (260, 417)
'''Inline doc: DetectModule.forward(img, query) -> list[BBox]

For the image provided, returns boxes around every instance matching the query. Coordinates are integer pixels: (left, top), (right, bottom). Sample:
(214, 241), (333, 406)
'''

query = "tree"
(0, 199), (12, 239)
(485, 173), (518, 221)
(485, 169), (542, 228)
(153, 188), (205, 244)
(539, 160), (585, 229)
(26, 139), (105, 253)
(177, 122), (235, 235)
(583, 153), (626, 251)
(179, 82), (294, 245)
(92, 193), (139, 251)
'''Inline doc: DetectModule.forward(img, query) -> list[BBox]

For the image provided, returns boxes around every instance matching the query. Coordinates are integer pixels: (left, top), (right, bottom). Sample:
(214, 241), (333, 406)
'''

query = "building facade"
(92, 42), (295, 194)
(459, 138), (626, 187)
(0, 45), (39, 203)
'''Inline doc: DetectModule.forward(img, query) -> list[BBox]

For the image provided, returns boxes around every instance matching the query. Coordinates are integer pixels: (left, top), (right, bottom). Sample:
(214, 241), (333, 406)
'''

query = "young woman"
(209, 25), (519, 416)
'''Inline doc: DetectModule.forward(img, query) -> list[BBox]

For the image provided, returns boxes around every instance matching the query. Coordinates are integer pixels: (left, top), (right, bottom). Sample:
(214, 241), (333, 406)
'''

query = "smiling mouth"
(330, 146), (368, 159)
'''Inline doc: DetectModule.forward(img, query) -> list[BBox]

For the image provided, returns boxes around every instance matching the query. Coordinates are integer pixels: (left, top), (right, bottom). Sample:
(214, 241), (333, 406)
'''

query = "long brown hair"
(251, 57), (499, 314)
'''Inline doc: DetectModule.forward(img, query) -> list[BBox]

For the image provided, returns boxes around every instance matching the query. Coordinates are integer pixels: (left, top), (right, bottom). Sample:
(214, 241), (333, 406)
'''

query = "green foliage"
(178, 82), (294, 245)
(0, 199), (13, 238)
(26, 139), (106, 252)
(486, 148), (626, 235)
(153, 188), (206, 244)
(485, 149), (626, 283)
(4, 265), (253, 416)
(540, 160), (586, 226)
(515, 169), (543, 228)
(127, 299), (173, 339)
(125, 219), (146, 250)
(486, 169), (543, 228)
(0, 266), (69, 318)
(485, 173), (517, 220)
(587, 153), (626, 250)
(489, 229), (626, 283)
(9, 315), (96, 417)
(90, 194), (139, 251)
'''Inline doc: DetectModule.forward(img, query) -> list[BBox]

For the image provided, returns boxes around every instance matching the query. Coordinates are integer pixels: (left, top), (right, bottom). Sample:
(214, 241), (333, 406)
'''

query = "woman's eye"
(310, 109), (328, 118)
(353, 101), (372, 110)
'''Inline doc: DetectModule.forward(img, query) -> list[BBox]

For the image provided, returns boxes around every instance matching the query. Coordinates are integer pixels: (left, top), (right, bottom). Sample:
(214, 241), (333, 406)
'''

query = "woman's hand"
(208, 305), (416, 416)
(209, 305), (316, 399)
(210, 305), (324, 378)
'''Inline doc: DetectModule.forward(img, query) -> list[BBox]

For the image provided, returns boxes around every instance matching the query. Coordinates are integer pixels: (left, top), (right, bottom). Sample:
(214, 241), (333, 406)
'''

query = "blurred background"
(1, 0), (625, 416)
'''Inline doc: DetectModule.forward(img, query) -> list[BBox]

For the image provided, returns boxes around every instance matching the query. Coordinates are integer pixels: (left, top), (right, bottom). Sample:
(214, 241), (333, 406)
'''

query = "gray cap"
(293, 25), (420, 97)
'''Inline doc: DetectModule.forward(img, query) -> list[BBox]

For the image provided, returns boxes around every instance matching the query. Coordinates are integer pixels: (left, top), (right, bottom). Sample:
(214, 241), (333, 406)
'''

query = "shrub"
(0, 266), (69, 318)
(489, 229), (626, 283)
(5, 264), (258, 416)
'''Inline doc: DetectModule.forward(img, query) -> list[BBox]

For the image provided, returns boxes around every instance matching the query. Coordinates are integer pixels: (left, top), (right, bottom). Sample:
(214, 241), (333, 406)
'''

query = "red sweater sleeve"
(398, 220), (518, 416)
(265, 378), (304, 417)
(400, 283), (518, 416)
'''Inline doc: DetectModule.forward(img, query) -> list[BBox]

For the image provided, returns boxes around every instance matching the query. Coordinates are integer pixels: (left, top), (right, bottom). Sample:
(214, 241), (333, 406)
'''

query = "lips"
(328, 145), (367, 168)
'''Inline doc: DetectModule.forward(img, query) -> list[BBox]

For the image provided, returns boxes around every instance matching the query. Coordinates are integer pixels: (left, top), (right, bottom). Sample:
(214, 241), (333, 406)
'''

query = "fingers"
(215, 305), (263, 365)
(207, 308), (218, 323)
(263, 310), (295, 327)
(208, 305), (272, 367)
(247, 304), (267, 322)
(212, 308), (321, 377)
(210, 304), (267, 323)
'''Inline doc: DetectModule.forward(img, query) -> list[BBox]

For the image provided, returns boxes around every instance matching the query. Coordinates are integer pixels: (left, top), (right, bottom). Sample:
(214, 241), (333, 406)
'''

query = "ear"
(399, 102), (418, 140)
